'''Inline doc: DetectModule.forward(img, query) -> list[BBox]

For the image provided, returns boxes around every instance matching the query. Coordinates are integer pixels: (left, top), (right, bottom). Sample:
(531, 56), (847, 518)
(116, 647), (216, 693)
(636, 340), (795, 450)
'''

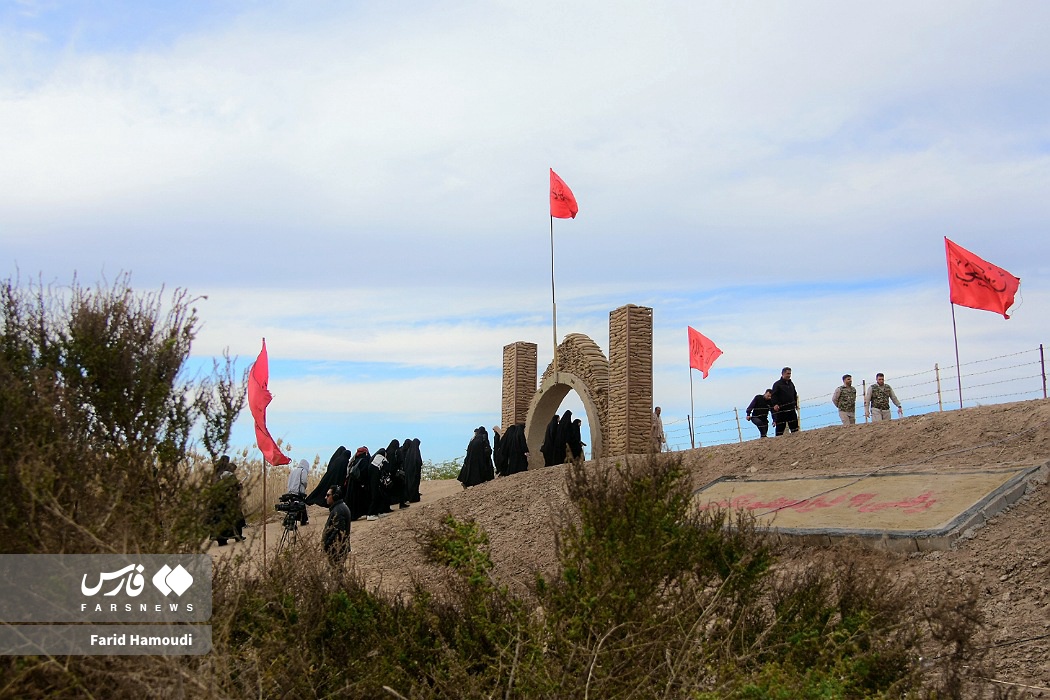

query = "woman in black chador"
(384, 438), (410, 509)
(345, 446), (372, 520)
(552, 409), (576, 465)
(540, 415), (561, 466)
(306, 446), (349, 507)
(567, 418), (584, 460)
(457, 426), (495, 488)
(401, 438), (423, 503)
(495, 424), (530, 475)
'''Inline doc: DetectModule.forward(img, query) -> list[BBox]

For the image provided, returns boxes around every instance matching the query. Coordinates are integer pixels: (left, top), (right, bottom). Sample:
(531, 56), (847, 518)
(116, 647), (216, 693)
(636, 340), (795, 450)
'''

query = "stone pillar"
(502, 341), (537, 429)
(606, 305), (653, 456)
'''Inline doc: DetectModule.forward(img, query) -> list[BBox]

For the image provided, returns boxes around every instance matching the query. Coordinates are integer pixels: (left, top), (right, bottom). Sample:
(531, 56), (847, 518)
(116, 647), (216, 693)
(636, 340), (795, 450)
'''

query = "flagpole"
(950, 302), (964, 409)
(550, 215), (558, 373)
(689, 368), (695, 449)
(262, 456), (268, 570)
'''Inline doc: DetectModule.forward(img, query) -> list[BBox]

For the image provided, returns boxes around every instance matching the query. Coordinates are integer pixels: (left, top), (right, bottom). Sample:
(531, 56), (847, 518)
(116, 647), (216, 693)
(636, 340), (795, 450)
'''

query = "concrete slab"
(693, 465), (1046, 551)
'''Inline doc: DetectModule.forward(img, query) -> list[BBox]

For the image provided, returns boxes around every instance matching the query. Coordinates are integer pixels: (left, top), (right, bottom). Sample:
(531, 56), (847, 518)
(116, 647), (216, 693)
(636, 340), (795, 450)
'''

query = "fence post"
(1041, 344), (1047, 400)
(734, 407), (743, 443)
(862, 379), (868, 423)
(935, 363), (943, 412)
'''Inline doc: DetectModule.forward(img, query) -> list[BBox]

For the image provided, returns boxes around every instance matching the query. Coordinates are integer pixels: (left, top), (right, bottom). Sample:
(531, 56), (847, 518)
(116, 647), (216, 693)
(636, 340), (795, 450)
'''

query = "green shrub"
(422, 458), (462, 481)
(0, 273), (244, 554)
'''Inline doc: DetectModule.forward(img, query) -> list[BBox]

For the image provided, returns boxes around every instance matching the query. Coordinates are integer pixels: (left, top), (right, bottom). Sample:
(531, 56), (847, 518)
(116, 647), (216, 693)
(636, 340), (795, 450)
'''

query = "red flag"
(687, 326), (722, 379)
(945, 237), (1020, 319)
(550, 168), (578, 219)
(247, 339), (291, 465)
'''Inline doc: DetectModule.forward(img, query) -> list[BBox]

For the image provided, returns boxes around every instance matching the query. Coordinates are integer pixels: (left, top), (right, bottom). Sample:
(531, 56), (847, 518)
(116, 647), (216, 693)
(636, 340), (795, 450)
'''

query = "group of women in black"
(456, 423), (530, 488)
(540, 409), (584, 466)
(306, 438), (424, 521)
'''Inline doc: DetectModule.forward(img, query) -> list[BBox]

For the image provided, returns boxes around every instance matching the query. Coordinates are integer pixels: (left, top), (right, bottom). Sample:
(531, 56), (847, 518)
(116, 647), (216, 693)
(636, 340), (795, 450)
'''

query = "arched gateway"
(500, 304), (654, 469)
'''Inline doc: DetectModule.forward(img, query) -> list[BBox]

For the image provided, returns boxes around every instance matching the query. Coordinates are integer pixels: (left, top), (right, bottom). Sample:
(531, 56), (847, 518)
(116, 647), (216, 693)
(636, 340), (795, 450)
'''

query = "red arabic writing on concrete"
(701, 490), (937, 515)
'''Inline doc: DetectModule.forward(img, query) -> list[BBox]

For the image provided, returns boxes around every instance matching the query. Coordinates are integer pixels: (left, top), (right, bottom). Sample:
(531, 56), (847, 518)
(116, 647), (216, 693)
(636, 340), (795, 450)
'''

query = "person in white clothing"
(285, 458), (310, 525)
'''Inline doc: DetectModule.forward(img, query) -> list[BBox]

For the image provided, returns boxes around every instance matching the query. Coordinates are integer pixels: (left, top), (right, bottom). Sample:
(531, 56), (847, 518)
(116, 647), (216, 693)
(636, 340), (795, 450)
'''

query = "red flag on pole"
(247, 339), (291, 465)
(550, 168), (578, 219)
(687, 326), (722, 379)
(945, 237), (1020, 319)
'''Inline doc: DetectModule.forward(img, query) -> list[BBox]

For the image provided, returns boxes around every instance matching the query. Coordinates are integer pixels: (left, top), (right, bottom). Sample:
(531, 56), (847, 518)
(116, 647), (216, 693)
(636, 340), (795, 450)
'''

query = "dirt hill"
(259, 400), (1050, 696)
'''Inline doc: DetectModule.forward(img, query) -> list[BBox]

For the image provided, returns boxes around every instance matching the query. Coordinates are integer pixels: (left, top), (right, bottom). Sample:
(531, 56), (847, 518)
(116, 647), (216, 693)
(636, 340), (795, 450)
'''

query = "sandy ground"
(213, 399), (1050, 696)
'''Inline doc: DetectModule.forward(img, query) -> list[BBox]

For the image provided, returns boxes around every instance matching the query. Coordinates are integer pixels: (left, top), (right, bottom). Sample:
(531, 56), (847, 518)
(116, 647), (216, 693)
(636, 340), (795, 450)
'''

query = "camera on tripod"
(275, 493), (306, 514)
(274, 493), (306, 553)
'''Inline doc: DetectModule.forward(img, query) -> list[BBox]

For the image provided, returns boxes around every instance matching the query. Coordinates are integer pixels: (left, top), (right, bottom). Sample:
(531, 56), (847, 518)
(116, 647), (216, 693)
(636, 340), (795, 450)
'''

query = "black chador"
(540, 415), (560, 466)
(401, 438), (423, 503)
(552, 409), (575, 465)
(306, 446), (349, 507)
(457, 426), (495, 488)
(502, 424), (530, 474)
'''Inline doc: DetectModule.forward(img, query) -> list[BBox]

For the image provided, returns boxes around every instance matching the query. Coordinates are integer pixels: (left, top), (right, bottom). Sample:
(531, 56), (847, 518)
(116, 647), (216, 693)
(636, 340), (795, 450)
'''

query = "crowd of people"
(210, 365), (906, 554)
(454, 410), (589, 489)
(456, 421), (534, 488)
(304, 439), (425, 522)
(745, 368), (905, 438)
(216, 369), (906, 559)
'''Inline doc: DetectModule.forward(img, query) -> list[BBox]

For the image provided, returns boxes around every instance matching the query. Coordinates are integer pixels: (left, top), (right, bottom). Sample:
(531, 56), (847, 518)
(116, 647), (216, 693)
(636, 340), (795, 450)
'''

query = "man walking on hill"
(746, 389), (774, 438)
(865, 373), (903, 422)
(831, 374), (857, 426)
(771, 367), (800, 435)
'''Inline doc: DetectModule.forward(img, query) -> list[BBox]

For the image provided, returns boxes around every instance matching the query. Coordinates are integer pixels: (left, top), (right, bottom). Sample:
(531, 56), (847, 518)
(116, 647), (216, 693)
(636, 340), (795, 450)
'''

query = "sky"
(2, 0), (1049, 467)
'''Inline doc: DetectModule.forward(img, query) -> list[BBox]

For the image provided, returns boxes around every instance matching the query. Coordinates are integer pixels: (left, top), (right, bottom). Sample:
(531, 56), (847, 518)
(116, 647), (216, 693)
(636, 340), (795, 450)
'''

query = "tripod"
(276, 511), (299, 555)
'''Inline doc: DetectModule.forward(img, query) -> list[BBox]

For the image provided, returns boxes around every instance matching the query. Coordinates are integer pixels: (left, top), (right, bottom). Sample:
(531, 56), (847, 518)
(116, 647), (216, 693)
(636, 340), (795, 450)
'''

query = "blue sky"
(3, 1), (1048, 466)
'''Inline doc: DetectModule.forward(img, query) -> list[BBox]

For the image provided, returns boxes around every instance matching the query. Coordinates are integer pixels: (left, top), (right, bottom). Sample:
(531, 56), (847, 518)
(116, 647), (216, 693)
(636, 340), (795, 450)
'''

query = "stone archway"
(501, 304), (653, 466)
(524, 333), (609, 469)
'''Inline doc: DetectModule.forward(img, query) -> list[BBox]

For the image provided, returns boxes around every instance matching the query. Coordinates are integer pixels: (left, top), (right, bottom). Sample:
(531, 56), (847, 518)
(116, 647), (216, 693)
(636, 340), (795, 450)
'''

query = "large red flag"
(945, 237), (1020, 319)
(247, 339), (291, 465)
(550, 168), (578, 219)
(687, 326), (723, 379)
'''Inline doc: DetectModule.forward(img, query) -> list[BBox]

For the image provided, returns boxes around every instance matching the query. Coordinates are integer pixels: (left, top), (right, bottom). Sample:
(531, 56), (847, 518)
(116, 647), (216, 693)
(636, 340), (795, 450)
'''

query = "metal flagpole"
(950, 302), (964, 409)
(689, 368), (695, 449)
(262, 457), (268, 570)
(550, 215), (558, 373)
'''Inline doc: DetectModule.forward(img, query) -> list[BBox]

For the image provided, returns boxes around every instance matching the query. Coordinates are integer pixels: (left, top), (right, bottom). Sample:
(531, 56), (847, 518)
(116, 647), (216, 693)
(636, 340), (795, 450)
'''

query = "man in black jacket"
(322, 486), (351, 566)
(771, 367), (800, 436)
(745, 389), (774, 438)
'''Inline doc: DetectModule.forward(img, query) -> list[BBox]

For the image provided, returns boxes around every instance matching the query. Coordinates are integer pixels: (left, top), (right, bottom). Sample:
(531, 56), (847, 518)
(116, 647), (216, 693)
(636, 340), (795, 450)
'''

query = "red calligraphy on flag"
(550, 168), (579, 219)
(687, 326), (723, 379)
(945, 237), (1020, 319)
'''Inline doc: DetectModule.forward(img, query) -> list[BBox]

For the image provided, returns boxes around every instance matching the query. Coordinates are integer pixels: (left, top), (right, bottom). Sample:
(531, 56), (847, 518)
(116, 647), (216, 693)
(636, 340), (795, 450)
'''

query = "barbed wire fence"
(664, 344), (1048, 451)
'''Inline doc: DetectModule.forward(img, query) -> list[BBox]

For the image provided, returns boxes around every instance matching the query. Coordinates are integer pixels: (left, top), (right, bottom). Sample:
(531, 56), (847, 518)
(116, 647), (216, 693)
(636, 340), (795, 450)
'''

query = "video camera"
(275, 492), (306, 514)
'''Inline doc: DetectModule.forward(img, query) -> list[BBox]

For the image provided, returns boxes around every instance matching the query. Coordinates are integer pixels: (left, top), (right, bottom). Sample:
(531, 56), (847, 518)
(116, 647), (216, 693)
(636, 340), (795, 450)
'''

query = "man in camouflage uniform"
(831, 374), (857, 425)
(864, 373), (903, 422)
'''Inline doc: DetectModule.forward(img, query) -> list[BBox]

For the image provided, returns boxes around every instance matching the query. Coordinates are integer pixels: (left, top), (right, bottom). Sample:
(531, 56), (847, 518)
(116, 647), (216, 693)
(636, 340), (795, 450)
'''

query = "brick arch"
(525, 333), (609, 469)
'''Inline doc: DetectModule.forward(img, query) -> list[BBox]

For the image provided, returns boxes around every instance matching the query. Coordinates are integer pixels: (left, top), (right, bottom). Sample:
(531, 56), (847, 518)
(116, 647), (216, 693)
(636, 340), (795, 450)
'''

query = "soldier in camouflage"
(864, 373), (903, 422)
(831, 374), (857, 425)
